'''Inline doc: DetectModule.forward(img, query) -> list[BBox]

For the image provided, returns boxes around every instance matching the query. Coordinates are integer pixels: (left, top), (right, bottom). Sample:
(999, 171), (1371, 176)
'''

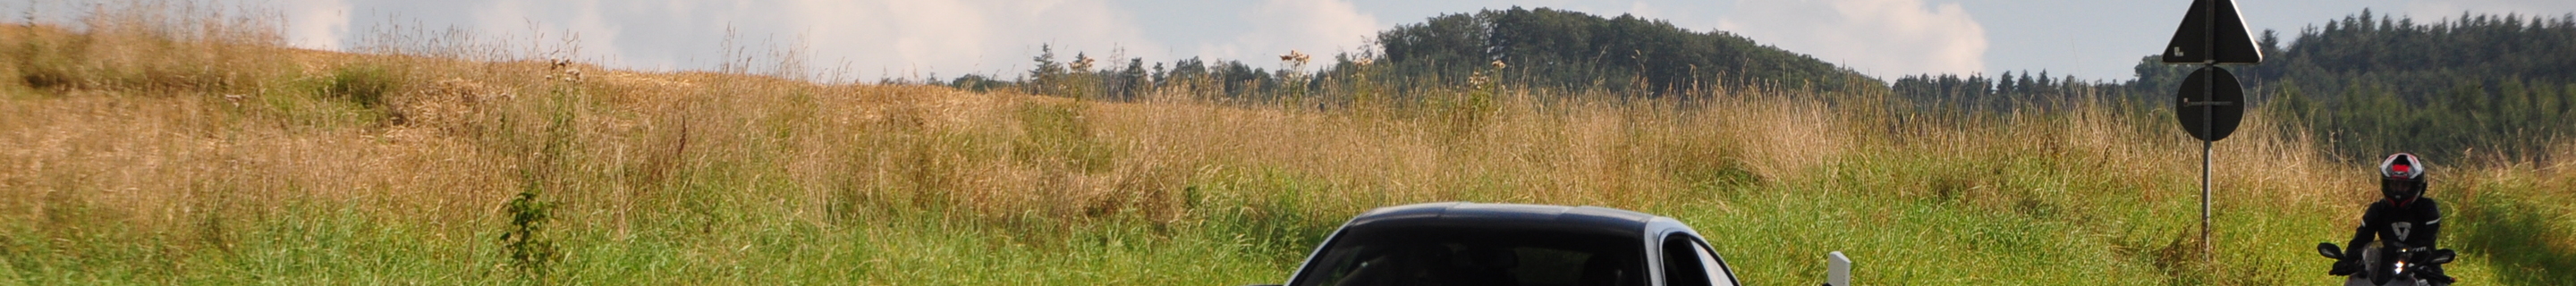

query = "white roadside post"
(1826, 251), (1851, 286)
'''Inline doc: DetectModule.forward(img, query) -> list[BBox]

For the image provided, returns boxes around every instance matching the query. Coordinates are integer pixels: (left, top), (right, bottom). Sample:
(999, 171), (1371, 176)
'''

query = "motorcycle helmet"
(2377, 153), (2428, 205)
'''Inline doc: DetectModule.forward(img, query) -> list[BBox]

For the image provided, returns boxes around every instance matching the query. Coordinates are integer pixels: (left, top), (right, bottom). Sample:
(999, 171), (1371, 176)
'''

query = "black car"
(1275, 202), (1742, 286)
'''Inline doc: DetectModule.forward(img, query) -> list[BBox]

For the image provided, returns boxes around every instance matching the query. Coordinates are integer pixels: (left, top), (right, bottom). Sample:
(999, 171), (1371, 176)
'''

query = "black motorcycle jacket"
(2345, 198), (2441, 257)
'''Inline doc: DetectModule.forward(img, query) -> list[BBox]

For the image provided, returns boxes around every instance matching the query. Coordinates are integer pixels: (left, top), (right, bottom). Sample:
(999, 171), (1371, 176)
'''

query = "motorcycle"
(2316, 241), (2456, 286)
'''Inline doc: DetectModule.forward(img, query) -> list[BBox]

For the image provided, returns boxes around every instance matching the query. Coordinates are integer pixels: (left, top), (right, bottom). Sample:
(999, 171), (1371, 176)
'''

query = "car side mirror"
(2423, 249), (2456, 265)
(2316, 242), (2343, 259)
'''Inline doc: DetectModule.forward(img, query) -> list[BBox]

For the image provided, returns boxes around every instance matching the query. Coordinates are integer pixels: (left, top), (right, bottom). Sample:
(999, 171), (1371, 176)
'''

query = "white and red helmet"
(2378, 153), (2426, 181)
(2378, 153), (2428, 204)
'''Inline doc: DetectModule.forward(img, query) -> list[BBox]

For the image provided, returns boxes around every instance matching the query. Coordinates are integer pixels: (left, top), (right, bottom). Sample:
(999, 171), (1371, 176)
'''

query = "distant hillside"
(960, 7), (1883, 102)
(1375, 7), (1879, 94)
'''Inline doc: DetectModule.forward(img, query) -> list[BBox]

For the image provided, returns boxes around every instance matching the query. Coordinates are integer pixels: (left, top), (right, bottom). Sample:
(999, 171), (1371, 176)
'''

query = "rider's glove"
(2423, 264), (2454, 284)
(2327, 259), (2360, 276)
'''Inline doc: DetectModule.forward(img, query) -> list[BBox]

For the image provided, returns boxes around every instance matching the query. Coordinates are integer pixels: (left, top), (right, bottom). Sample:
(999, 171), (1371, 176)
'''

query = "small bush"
(13, 33), (90, 91)
(500, 189), (558, 282)
(17, 60), (80, 91)
(324, 65), (400, 108)
(1014, 101), (1115, 172)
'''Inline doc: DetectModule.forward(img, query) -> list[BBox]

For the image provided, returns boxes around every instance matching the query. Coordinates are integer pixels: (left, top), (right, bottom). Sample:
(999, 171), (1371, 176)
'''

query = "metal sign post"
(2162, 0), (2261, 263)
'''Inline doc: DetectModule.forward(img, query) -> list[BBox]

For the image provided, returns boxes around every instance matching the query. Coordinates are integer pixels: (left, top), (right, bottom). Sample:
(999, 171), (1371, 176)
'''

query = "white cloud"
(784, 0), (1160, 78)
(466, 0), (630, 64)
(305, 0), (1157, 80)
(1716, 0), (1987, 79)
(283, 0), (351, 50)
(1196, 0), (1379, 71)
(1625, 2), (1657, 19)
(268, 0), (1382, 80)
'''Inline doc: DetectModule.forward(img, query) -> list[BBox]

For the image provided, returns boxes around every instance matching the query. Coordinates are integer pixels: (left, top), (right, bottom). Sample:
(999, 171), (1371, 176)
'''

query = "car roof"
(1339, 202), (1662, 239)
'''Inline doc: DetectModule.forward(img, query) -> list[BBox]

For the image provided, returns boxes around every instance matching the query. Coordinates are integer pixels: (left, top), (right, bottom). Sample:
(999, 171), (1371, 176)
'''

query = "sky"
(17, 0), (2576, 82)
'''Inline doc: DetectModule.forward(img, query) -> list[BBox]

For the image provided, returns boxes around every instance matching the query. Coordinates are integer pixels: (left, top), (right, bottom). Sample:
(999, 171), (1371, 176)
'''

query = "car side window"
(1660, 236), (1711, 286)
(1660, 234), (1735, 286)
(1689, 240), (1737, 286)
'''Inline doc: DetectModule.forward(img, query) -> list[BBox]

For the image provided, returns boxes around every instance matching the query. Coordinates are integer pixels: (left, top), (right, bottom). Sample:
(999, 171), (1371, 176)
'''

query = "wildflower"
(1279, 50), (1311, 66)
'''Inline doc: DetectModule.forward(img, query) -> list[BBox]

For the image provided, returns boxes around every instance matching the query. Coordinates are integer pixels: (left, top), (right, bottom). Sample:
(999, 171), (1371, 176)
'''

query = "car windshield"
(1289, 226), (1643, 286)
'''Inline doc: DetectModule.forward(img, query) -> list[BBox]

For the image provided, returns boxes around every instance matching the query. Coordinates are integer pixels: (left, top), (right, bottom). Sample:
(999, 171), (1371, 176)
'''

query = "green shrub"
(323, 65), (399, 108)
(1014, 101), (1115, 172)
(13, 38), (88, 91)
(501, 189), (559, 282)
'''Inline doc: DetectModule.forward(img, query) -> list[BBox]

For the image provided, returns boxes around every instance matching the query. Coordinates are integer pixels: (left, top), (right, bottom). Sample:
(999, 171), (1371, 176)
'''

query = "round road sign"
(2176, 66), (2245, 141)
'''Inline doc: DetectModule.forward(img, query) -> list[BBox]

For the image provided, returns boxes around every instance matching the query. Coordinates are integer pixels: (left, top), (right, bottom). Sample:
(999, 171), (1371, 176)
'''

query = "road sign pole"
(2197, 0), (2218, 264)
(2200, 139), (2213, 262)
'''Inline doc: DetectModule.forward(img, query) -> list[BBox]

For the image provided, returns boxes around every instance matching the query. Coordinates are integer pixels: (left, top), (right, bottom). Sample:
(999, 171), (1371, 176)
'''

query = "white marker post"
(1826, 251), (1851, 286)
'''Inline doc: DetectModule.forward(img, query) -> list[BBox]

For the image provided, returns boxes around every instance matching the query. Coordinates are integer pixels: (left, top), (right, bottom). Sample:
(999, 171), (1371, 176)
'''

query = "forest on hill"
(952, 7), (1876, 101)
(1373, 7), (1878, 94)
(2235, 10), (2576, 163)
(1820, 10), (2576, 164)
(2122, 10), (2576, 163)
(962, 8), (2576, 164)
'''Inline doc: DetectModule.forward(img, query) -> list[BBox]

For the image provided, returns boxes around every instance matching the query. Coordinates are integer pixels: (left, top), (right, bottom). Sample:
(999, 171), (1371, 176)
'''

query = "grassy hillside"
(4, 4), (2574, 286)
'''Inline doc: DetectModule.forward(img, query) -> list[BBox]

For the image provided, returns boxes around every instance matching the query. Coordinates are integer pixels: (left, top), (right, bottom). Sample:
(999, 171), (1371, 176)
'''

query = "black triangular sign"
(2161, 0), (2263, 64)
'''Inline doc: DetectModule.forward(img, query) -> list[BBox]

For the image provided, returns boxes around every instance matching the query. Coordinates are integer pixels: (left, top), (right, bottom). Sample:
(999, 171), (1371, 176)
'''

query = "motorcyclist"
(2329, 153), (2452, 284)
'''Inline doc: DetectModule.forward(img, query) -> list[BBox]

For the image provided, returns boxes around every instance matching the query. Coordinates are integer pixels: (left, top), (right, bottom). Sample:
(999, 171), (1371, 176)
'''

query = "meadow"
(3, 4), (2572, 285)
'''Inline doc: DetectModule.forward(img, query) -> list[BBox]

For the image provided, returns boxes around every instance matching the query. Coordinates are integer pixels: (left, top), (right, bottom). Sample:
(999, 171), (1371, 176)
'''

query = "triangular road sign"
(2162, 0), (2263, 64)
